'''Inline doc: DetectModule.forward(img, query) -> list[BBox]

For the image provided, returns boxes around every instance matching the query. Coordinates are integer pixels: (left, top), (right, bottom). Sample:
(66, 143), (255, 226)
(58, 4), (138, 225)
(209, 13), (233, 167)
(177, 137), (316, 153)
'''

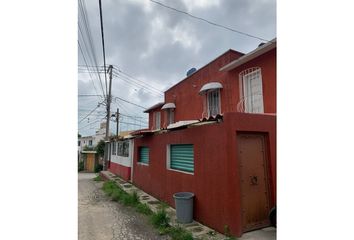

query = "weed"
(136, 203), (153, 215)
(111, 188), (124, 202)
(102, 181), (118, 196)
(93, 175), (102, 181)
(151, 208), (170, 230)
(169, 226), (194, 240)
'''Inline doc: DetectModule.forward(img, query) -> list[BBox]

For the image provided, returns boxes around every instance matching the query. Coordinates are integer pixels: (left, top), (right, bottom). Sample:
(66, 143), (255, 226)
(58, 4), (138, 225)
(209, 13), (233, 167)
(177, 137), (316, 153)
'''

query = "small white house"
(108, 132), (134, 181)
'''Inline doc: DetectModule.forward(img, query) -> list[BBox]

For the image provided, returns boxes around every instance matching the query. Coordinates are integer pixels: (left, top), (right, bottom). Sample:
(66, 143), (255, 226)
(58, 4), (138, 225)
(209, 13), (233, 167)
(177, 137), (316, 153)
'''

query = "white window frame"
(112, 142), (117, 155)
(206, 89), (221, 117)
(154, 111), (161, 129)
(239, 67), (264, 113)
(167, 109), (174, 125)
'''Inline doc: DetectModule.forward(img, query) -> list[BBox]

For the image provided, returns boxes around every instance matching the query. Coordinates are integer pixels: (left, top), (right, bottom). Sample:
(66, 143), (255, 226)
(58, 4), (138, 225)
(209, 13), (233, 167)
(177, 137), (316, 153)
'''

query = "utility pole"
(103, 65), (113, 171)
(116, 108), (119, 136)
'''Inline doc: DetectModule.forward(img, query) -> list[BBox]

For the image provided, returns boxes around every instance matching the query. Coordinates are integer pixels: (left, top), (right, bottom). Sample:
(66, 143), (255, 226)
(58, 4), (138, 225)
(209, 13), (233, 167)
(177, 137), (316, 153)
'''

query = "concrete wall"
(132, 112), (276, 237)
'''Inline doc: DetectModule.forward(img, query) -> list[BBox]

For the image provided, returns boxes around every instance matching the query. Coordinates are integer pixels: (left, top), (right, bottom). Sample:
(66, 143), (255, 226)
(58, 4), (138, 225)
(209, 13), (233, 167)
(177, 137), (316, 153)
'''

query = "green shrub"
(94, 164), (103, 173)
(78, 161), (84, 172)
(136, 203), (153, 215)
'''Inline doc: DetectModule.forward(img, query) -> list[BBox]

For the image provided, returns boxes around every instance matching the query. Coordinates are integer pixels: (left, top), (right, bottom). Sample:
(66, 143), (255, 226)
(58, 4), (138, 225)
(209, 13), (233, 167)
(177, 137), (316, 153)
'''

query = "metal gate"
(237, 133), (270, 232)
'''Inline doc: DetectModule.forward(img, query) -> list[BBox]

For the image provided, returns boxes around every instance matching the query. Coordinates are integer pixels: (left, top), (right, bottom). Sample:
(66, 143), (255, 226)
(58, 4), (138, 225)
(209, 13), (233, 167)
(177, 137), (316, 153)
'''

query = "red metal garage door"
(238, 133), (270, 232)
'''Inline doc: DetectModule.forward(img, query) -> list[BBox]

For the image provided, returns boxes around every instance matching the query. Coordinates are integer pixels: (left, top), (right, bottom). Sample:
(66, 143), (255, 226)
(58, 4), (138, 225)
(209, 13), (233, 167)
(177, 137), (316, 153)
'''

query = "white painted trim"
(137, 162), (149, 166)
(166, 144), (171, 170)
(167, 168), (194, 176)
(220, 38), (276, 72)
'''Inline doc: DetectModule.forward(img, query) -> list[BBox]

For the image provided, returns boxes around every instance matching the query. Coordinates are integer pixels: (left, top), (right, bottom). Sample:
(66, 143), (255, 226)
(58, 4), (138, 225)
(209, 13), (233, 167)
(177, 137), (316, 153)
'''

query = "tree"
(78, 133), (82, 138)
(95, 140), (105, 157)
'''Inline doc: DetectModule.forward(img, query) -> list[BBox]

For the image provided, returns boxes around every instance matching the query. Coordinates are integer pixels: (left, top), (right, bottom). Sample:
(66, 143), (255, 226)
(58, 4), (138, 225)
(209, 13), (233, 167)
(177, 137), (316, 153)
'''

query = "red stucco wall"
(108, 162), (131, 181)
(132, 112), (276, 237)
(157, 48), (276, 124)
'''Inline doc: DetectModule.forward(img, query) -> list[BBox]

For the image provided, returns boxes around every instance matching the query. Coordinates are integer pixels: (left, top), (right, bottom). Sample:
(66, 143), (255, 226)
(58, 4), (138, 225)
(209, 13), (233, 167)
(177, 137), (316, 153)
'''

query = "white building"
(78, 122), (109, 153)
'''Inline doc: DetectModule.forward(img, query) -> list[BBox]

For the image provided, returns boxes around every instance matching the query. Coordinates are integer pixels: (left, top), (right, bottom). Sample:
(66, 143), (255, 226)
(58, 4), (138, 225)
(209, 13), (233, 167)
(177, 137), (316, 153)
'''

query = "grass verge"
(102, 180), (195, 240)
(93, 174), (102, 181)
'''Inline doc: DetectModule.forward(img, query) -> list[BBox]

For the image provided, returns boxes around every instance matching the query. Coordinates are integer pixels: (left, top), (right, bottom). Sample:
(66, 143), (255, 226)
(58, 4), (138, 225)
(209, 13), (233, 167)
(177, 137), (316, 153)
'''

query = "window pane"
(170, 144), (194, 173)
(139, 147), (149, 164)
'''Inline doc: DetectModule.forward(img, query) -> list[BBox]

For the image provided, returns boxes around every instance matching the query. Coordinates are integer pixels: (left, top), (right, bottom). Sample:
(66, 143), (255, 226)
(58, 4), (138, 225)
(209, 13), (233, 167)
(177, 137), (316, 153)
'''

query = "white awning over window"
(161, 102), (176, 110)
(199, 82), (223, 95)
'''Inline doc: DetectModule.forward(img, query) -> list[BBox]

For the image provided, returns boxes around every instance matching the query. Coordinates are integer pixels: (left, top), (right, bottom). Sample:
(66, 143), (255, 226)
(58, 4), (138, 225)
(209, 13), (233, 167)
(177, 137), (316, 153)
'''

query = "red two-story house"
(132, 39), (276, 237)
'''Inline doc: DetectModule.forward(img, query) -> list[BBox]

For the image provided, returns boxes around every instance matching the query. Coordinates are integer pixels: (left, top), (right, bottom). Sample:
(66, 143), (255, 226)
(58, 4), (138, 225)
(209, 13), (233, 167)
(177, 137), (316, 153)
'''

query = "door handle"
(250, 176), (258, 185)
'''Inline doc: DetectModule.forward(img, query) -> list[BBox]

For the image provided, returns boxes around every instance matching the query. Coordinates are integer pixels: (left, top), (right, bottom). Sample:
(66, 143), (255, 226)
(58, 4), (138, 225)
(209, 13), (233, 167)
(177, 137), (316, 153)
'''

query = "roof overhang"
(220, 38), (276, 72)
(199, 82), (223, 95)
(161, 103), (176, 110)
(143, 102), (164, 113)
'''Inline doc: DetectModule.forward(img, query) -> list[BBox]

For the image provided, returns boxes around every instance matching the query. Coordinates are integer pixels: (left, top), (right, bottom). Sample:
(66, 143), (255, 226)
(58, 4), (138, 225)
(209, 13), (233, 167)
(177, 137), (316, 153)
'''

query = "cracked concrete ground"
(78, 173), (169, 240)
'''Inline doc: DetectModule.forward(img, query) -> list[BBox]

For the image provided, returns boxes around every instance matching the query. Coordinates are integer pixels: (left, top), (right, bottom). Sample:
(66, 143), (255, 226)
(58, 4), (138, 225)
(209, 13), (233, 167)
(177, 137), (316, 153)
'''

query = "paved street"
(78, 173), (169, 240)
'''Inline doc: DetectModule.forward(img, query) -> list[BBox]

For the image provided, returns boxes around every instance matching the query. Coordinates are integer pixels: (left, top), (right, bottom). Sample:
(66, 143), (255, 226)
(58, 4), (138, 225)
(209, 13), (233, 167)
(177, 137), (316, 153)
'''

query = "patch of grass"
(136, 203), (153, 215)
(101, 180), (194, 240)
(121, 192), (139, 206)
(102, 181), (118, 196)
(151, 208), (170, 230)
(169, 226), (194, 240)
(93, 175), (102, 181)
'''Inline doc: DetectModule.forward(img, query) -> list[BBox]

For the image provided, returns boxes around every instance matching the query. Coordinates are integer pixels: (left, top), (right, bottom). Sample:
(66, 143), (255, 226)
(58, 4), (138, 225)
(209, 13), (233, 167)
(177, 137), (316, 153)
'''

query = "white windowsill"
(137, 162), (149, 166)
(167, 167), (194, 175)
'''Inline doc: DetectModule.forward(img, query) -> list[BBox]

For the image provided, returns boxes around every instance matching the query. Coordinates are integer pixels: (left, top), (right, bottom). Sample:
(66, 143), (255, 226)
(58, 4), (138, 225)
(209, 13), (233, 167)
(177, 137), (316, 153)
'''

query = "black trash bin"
(173, 192), (194, 223)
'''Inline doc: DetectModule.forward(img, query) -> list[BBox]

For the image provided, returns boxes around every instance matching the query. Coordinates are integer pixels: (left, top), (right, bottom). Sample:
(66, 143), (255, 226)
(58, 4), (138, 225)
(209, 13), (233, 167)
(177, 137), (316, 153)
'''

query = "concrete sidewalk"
(100, 171), (276, 240)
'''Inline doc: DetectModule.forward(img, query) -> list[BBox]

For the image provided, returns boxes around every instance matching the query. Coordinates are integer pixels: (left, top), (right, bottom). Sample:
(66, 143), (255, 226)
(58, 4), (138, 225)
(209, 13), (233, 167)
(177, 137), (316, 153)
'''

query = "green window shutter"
(170, 144), (194, 173)
(139, 147), (149, 164)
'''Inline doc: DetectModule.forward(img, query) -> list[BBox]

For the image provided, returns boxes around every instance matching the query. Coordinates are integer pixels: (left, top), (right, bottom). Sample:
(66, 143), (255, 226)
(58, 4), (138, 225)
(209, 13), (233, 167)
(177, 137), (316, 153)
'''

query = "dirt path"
(78, 173), (169, 240)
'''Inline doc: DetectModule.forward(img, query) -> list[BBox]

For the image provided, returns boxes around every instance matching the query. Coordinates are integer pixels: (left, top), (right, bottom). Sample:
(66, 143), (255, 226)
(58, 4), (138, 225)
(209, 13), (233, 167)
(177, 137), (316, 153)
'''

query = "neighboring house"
(78, 121), (110, 161)
(131, 39), (276, 237)
(107, 131), (134, 181)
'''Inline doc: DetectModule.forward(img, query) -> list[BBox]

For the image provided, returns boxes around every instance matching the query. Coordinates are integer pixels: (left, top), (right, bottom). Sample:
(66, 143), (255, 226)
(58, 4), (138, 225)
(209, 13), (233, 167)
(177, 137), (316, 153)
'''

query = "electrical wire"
(78, 103), (103, 123)
(114, 96), (147, 109)
(149, 0), (270, 42)
(78, 41), (101, 98)
(112, 66), (164, 94)
(78, 0), (106, 96)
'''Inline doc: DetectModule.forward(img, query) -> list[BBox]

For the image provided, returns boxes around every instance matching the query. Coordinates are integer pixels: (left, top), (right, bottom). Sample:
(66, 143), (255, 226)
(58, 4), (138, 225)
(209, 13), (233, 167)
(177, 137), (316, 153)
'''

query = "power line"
(114, 96), (147, 110)
(78, 40), (101, 98)
(78, 0), (106, 96)
(79, 118), (104, 130)
(113, 66), (164, 94)
(78, 94), (103, 97)
(149, 0), (270, 42)
(112, 73), (164, 98)
(98, 0), (108, 95)
(78, 103), (103, 123)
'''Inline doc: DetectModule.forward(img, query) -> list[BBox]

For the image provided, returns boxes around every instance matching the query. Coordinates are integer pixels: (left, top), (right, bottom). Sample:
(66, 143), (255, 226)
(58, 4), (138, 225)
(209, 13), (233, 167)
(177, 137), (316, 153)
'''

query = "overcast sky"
(78, 0), (276, 137)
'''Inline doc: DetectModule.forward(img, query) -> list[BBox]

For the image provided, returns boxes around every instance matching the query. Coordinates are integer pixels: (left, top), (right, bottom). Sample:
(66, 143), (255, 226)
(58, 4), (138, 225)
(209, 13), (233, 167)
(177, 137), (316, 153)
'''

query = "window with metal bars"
(111, 142), (116, 155)
(238, 67), (264, 113)
(207, 89), (221, 116)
